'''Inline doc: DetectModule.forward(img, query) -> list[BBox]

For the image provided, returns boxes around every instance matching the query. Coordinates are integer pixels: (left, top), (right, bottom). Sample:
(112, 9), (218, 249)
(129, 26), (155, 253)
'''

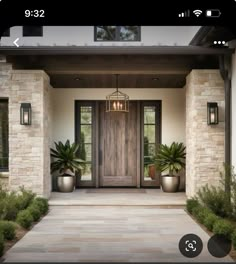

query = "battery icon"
(206, 9), (221, 17)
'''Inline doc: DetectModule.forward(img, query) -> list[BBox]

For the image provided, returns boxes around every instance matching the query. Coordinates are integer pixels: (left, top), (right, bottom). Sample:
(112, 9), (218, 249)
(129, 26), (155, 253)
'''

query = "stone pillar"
(186, 70), (225, 197)
(0, 64), (52, 197)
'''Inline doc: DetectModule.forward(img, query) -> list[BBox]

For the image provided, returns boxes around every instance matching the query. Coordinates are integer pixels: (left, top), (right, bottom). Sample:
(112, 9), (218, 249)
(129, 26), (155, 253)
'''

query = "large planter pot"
(57, 175), (75, 192)
(161, 175), (180, 192)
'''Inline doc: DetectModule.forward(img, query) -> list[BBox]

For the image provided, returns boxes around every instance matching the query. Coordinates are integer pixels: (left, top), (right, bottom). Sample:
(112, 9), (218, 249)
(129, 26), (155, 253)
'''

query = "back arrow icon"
(13, 38), (19, 47)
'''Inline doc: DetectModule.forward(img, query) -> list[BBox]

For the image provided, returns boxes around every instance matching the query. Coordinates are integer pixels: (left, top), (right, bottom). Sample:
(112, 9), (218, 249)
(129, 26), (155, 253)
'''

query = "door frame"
(75, 100), (162, 188)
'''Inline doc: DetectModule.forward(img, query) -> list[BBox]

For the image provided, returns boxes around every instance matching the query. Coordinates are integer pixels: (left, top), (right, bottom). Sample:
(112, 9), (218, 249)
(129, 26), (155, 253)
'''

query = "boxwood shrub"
(203, 213), (220, 232)
(27, 204), (41, 222)
(33, 197), (48, 215)
(0, 232), (4, 257)
(15, 188), (35, 211)
(0, 221), (16, 240)
(16, 209), (34, 229)
(192, 205), (212, 224)
(213, 219), (234, 240)
(186, 198), (199, 214)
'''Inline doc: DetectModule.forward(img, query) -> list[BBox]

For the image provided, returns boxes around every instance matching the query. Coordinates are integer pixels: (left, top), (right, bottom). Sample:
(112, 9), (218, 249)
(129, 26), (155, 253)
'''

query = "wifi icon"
(193, 10), (202, 17)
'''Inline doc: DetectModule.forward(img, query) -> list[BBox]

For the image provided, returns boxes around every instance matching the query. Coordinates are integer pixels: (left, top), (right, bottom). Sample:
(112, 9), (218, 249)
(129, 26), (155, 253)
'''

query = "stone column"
(185, 70), (225, 197)
(0, 64), (52, 197)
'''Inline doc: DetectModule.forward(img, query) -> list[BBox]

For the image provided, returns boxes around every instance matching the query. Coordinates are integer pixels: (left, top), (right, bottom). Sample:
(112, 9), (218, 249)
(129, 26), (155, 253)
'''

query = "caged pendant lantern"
(106, 74), (129, 113)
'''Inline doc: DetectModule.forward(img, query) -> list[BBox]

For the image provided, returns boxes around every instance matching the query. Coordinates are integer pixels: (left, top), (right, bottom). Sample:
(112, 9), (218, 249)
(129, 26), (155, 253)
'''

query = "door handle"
(99, 150), (102, 165)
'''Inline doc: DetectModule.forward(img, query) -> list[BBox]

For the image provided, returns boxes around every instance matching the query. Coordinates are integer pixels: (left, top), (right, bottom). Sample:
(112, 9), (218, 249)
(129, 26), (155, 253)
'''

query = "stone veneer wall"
(0, 61), (52, 197)
(186, 70), (225, 197)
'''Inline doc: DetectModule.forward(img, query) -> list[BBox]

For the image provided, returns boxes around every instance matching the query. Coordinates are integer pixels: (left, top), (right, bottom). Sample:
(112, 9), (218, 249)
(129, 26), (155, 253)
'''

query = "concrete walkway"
(49, 188), (187, 206)
(2, 205), (233, 262)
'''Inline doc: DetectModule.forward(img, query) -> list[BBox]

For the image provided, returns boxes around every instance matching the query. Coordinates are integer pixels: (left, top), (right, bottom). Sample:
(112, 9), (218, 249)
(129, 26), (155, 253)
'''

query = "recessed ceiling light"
(74, 77), (83, 81)
(152, 77), (159, 81)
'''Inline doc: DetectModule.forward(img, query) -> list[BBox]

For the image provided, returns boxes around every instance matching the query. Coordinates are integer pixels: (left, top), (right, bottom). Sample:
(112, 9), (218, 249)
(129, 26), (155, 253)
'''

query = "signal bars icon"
(178, 10), (190, 17)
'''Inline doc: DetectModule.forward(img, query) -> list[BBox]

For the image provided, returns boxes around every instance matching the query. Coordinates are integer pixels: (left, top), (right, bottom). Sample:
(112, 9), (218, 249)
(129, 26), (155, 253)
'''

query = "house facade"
(0, 26), (235, 198)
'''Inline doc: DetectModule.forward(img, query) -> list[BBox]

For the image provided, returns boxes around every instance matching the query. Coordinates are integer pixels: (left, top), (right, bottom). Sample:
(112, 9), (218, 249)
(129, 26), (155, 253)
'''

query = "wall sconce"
(207, 102), (218, 125)
(20, 103), (31, 125)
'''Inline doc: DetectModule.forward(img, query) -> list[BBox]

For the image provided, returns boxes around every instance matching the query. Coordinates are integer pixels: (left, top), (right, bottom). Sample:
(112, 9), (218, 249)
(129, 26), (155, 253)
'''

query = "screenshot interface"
(0, 0), (236, 263)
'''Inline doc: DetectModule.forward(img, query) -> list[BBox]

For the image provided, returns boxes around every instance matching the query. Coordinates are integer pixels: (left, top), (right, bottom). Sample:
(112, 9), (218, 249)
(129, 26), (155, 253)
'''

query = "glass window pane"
(144, 125), (155, 143)
(120, 26), (140, 41)
(96, 26), (116, 41)
(81, 106), (92, 124)
(80, 163), (92, 181)
(144, 106), (156, 124)
(81, 125), (92, 143)
(84, 144), (92, 162)
(0, 100), (8, 170)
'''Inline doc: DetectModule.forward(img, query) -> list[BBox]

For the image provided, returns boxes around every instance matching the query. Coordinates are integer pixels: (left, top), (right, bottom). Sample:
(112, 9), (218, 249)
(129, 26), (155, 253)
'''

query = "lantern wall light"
(20, 103), (31, 125)
(207, 102), (218, 125)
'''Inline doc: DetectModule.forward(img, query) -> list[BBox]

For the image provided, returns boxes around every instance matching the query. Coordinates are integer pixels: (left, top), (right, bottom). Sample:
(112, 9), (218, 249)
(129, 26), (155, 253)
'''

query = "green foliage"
(213, 219), (234, 240)
(33, 197), (48, 215)
(186, 198), (199, 214)
(154, 142), (186, 176)
(231, 230), (236, 249)
(16, 210), (34, 229)
(15, 187), (36, 211)
(27, 205), (41, 222)
(50, 140), (84, 175)
(0, 221), (16, 240)
(204, 213), (220, 231)
(197, 185), (231, 217)
(0, 232), (4, 257)
(1, 192), (19, 221)
(192, 205), (212, 224)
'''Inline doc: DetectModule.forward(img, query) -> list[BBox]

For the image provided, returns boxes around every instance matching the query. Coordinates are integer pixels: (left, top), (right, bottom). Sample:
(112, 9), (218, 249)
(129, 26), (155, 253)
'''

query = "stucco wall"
(232, 54), (236, 169)
(0, 26), (200, 47)
(51, 88), (186, 146)
(186, 70), (225, 197)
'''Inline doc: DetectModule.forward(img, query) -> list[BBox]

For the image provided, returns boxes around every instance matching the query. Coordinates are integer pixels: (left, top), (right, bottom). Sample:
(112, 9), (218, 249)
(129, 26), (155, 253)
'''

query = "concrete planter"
(161, 175), (180, 192)
(57, 175), (75, 192)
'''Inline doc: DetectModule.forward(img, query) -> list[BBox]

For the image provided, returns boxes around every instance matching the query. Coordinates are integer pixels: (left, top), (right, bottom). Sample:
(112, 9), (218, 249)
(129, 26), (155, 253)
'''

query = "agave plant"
(50, 140), (84, 175)
(155, 142), (186, 177)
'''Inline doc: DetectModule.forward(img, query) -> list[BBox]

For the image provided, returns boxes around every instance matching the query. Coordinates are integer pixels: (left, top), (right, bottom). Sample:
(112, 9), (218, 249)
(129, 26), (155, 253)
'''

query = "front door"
(99, 102), (137, 186)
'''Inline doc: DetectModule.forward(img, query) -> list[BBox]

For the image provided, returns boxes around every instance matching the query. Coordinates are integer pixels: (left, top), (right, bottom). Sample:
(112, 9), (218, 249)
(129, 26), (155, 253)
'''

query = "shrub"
(232, 230), (236, 250)
(16, 210), (34, 229)
(15, 187), (36, 211)
(33, 197), (48, 215)
(0, 232), (4, 257)
(2, 192), (19, 221)
(0, 221), (16, 240)
(213, 219), (234, 240)
(204, 213), (220, 231)
(192, 205), (212, 224)
(186, 198), (199, 214)
(197, 185), (231, 217)
(27, 205), (41, 222)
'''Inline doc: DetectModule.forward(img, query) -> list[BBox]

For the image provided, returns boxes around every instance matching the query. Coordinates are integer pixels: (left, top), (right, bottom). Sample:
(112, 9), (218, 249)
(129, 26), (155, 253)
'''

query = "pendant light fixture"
(106, 74), (129, 113)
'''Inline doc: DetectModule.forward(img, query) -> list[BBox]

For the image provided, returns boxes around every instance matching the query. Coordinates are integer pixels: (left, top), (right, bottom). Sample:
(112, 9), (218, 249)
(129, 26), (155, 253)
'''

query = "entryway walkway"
(2, 205), (233, 262)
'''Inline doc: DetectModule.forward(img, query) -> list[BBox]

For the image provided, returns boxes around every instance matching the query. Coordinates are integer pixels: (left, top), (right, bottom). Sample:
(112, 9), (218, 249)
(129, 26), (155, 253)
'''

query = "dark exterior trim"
(189, 26), (213, 46)
(0, 46), (233, 55)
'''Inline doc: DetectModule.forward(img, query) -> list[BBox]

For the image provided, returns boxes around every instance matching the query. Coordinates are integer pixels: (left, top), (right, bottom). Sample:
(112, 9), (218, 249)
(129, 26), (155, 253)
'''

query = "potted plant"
(155, 142), (186, 192)
(50, 140), (84, 192)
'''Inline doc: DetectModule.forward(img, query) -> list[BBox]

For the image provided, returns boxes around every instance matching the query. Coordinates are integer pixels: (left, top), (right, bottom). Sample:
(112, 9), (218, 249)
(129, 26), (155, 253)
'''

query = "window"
(75, 102), (96, 187)
(95, 26), (141, 41)
(23, 26), (43, 37)
(2, 29), (10, 37)
(0, 100), (8, 171)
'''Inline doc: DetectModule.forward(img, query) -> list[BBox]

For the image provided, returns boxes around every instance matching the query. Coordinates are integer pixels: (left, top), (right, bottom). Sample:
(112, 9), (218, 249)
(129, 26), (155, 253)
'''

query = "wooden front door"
(99, 102), (138, 187)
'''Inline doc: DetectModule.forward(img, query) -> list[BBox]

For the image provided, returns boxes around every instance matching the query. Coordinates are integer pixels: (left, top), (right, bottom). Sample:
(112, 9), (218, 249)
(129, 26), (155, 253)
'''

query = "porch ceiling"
(6, 53), (220, 88)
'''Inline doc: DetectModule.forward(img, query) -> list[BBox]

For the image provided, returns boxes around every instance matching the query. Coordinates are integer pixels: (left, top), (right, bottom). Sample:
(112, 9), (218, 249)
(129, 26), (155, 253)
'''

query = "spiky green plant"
(50, 140), (84, 175)
(155, 142), (186, 176)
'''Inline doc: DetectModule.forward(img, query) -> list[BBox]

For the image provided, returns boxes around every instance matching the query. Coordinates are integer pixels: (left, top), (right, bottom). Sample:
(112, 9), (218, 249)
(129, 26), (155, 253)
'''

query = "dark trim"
(75, 101), (96, 187)
(94, 26), (141, 42)
(0, 46), (233, 55)
(219, 54), (232, 187)
(140, 101), (162, 187)
(189, 26), (213, 46)
(22, 26), (43, 37)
